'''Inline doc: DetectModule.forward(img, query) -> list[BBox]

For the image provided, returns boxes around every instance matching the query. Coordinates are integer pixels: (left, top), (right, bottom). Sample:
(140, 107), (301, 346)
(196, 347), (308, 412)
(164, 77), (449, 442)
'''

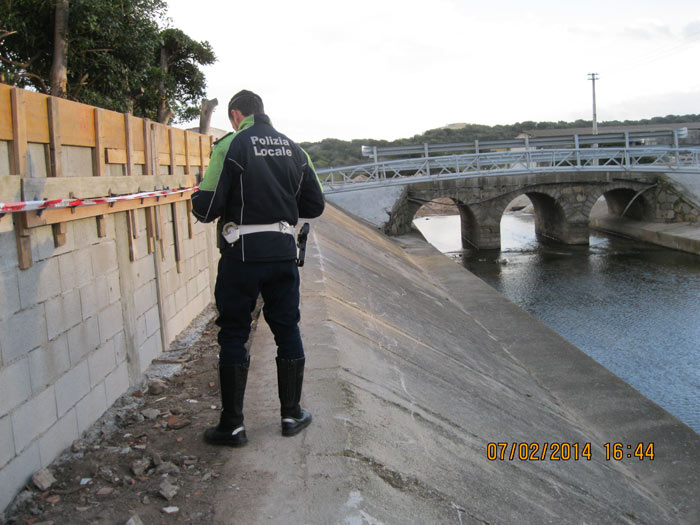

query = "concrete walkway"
(591, 216), (700, 255)
(212, 204), (700, 524)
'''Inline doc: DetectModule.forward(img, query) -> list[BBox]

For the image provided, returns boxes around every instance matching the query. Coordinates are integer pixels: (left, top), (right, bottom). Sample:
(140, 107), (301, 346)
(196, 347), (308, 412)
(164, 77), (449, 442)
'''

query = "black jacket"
(191, 114), (324, 261)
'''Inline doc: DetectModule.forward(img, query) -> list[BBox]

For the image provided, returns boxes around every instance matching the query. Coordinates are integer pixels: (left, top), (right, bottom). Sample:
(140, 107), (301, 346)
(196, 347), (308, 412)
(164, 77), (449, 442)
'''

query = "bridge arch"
(599, 188), (653, 221)
(383, 173), (670, 250)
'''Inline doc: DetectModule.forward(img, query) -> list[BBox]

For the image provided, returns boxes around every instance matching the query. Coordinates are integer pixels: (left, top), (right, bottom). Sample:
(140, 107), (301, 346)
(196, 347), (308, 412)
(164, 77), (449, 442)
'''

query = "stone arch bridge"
(328, 171), (695, 250)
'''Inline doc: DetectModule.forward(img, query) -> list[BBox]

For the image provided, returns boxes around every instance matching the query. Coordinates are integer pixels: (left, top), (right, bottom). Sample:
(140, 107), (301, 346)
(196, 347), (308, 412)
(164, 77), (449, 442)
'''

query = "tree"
(49, 0), (68, 97)
(151, 29), (215, 124)
(0, 0), (215, 122)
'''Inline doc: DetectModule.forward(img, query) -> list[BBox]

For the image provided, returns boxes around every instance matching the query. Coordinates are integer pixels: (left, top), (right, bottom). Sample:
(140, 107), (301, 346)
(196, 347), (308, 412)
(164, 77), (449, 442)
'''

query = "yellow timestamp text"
(486, 442), (655, 461)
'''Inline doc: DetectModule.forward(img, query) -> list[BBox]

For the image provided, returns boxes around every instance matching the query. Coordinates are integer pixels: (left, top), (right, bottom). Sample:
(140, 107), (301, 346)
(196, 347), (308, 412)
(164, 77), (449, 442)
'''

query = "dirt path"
(3, 305), (261, 525)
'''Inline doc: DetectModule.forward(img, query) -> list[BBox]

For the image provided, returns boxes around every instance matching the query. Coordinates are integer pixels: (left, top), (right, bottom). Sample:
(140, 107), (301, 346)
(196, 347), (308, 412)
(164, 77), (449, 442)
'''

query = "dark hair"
(228, 90), (264, 117)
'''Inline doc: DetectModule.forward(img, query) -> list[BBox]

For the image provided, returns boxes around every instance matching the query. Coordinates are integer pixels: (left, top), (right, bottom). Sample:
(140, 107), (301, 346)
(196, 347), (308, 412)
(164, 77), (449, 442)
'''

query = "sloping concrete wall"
(0, 207), (217, 512)
(216, 204), (700, 523)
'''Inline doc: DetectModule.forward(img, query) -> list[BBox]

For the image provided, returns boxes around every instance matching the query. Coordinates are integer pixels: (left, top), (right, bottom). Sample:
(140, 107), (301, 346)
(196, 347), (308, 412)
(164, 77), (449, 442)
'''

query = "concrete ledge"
(213, 204), (700, 524)
(591, 216), (700, 255)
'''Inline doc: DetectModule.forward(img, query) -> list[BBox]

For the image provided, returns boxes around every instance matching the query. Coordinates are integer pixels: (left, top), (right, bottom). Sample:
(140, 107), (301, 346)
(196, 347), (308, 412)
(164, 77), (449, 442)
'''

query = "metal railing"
(318, 145), (700, 194)
(359, 129), (689, 159)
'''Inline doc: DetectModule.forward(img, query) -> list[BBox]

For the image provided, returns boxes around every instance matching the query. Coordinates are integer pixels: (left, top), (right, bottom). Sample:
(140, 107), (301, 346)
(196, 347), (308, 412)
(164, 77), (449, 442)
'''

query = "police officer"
(191, 90), (324, 446)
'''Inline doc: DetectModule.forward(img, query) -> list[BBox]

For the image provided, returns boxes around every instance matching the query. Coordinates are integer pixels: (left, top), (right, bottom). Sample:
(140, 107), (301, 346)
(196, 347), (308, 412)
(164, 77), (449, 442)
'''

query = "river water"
(413, 213), (700, 433)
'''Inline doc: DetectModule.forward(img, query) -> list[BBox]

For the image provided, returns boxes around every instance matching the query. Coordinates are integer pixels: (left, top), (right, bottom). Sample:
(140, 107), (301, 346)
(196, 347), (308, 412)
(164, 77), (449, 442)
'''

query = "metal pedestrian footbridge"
(317, 130), (700, 194)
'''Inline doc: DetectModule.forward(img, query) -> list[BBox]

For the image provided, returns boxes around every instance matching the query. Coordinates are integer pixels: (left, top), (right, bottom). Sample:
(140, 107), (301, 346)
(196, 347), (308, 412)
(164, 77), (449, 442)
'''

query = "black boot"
(276, 357), (312, 436)
(204, 359), (249, 446)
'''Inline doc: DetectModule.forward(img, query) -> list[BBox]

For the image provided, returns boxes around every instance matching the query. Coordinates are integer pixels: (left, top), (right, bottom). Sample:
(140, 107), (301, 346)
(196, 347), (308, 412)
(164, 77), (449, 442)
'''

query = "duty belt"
(221, 221), (295, 245)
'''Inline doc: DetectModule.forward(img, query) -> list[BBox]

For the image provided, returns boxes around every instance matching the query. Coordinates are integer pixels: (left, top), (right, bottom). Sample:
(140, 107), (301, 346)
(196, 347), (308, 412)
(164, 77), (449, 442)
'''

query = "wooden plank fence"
(0, 84), (212, 269)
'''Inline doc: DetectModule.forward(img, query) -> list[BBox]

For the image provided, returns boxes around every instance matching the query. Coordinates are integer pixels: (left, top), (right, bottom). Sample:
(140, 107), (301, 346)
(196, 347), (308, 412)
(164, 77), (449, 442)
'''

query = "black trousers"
(215, 255), (304, 366)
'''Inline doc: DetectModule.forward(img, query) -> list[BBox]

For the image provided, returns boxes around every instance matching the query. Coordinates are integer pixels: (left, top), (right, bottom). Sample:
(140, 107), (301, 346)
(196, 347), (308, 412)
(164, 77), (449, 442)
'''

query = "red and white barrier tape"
(0, 186), (198, 215)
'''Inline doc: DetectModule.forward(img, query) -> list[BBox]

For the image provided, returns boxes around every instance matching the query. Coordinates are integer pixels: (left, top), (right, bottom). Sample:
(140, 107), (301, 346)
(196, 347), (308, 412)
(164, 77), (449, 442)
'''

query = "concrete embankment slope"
(213, 204), (700, 524)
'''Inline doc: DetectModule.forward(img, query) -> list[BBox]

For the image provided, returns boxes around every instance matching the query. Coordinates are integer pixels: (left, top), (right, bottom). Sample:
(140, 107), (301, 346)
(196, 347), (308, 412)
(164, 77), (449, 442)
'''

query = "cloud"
(620, 22), (673, 40)
(682, 20), (700, 39)
(605, 89), (700, 121)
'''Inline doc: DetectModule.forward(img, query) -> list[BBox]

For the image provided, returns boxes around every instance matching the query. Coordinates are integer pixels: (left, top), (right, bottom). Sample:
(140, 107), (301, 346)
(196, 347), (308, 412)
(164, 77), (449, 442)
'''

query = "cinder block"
(131, 255), (156, 289)
(18, 258), (61, 310)
(163, 292), (176, 320)
(145, 305), (160, 339)
(105, 362), (129, 407)
(0, 442), (41, 514)
(0, 414), (15, 468)
(98, 301), (122, 344)
(0, 358), (31, 418)
(67, 316), (100, 364)
(107, 270), (121, 304)
(28, 334), (70, 393)
(0, 230), (18, 271)
(134, 314), (147, 348)
(182, 238), (194, 260)
(30, 224), (60, 262)
(113, 330), (126, 365)
(133, 281), (156, 319)
(55, 360), (90, 418)
(76, 383), (107, 435)
(57, 252), (77, 293)
(166, 310), (185, 344)
(0, 269), (20, 322)
(90, 241), (118, 274)
(45, 289), (82, 340)
(38, 408), (78, 468)
(73, 248), (95, 287)
(94, 275), (111, 312)
(79, 281), (97, 321)
(72, 216), (98, 249)
(139, 333), (162, 374)
(196, 271), (209, 295)
(186, 276), (198, 303)
(58, 249), (94, 292)
(174, 286), (187, 313)
(164, 268), (178, 294)
(0, 305), (47, 364)
(88, 338), (117, 388)
(11, 386), (57, 454)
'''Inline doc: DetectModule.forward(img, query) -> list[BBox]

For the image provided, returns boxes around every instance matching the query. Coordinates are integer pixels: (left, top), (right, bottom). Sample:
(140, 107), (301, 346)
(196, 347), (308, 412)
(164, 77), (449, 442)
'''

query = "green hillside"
(301, 115), (700, 169)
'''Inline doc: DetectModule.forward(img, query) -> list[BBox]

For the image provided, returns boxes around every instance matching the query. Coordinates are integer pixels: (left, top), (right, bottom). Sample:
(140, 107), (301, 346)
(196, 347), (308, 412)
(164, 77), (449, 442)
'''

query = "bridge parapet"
(319, 145), (700, 194)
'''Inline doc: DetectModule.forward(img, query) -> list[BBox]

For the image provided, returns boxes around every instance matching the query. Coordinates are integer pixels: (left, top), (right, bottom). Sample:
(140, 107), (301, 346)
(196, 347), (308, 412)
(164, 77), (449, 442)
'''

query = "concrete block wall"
(0, 207), (218, 513)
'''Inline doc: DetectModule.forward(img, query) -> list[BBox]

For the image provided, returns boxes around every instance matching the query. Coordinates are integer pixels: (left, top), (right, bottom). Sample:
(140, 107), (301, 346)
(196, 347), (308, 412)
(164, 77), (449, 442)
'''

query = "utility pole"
(588, 73), (599, 135)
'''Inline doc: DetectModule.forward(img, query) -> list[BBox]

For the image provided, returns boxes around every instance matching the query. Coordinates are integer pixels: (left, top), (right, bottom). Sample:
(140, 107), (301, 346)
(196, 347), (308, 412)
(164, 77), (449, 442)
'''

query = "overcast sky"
(166, 0), (700, 142)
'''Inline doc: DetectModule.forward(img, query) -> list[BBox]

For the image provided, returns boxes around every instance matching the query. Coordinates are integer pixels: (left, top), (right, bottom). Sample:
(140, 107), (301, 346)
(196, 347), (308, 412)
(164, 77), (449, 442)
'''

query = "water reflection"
(413, 213), (700, 433)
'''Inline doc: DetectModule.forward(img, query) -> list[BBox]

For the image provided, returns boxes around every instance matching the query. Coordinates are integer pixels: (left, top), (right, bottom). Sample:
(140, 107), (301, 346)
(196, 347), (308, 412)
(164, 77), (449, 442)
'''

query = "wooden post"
(184, 131), (191, 175)
(96, 215), (107, 237)
(93, 108), (106, 236)
(47, 97), (63, 177)
(185, 200), (194, 239)
(143, 118), (153, 175)
(199, 135), (206, 175)
(52, 223), (67, 247)
(48, 97), (67, 247)
(151, 123), (159, 176)
(14, 214), (32, 270)
(168, 128), (177, 175)
(10, 88), (27, 176)
(155, 204), (166, 259)
(125, 113), (134, 177)
(93, 108), (105, 177)
(145, 206), (156, 254)
(10, 88), (32, 268)
(171, 202), (182, 272)
(126, 208), (137, 261)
